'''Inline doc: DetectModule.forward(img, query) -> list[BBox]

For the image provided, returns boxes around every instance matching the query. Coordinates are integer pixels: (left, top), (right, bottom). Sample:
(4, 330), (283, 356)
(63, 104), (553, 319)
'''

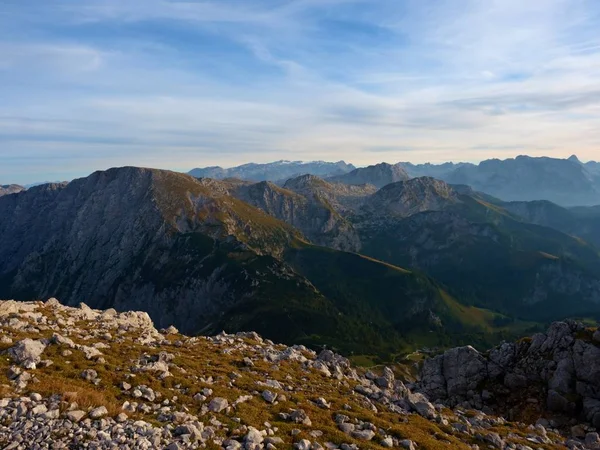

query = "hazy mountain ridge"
(401, 155), (600, 207)
(327, 162), (410, 188)
(189, 155), (600, 206)
(0, 184), (25, 197)
(188, 160), (356, 182)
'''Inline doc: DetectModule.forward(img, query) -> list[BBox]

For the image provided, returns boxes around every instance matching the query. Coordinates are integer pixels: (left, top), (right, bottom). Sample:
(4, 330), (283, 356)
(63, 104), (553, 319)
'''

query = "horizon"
(2, 152), (598, 186)
(2, 1), (600, 184)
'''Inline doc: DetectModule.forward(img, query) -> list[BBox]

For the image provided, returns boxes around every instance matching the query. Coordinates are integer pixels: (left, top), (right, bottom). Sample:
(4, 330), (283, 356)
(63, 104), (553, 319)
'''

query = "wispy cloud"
(1, 0), (600, 183)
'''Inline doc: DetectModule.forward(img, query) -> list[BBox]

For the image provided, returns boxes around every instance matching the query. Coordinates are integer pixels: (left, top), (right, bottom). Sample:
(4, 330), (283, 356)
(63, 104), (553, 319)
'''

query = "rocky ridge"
(1, 298), (591, 449)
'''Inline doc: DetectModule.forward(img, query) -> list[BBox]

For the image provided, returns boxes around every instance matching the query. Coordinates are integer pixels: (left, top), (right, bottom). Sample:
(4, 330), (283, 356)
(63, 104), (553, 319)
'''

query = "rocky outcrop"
(419, 320), (600, 428)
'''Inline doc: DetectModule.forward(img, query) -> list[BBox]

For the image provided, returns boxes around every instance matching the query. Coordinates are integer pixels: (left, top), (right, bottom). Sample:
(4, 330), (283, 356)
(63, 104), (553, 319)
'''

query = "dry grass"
(33, 377), (123, 417)
(0, 305), (571, 449)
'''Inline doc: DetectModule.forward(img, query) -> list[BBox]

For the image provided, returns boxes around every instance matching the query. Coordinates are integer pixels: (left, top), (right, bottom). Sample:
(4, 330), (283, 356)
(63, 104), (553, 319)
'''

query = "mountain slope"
(500, 200), (600, 248)
(0, 168), (313, 334)
(233, 177), (363, 252)
(353, 179), (600, 321)
(215, 174), (600, 325)
(188, 160), (355, 182)
(0, 167), (501, 357)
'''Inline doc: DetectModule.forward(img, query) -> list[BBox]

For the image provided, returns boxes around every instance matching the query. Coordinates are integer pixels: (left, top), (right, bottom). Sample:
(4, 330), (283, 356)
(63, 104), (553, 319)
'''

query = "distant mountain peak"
(0, 184), (26, 197)
(283, 173), (330, 190)
(188, 160), (356, 182)
(568, 154), (581, 163)
(327, 162), (409, 188)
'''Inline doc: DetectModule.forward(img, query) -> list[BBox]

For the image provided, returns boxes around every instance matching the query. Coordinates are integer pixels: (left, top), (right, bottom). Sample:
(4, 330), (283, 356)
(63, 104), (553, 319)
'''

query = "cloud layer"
(1, 0), (600, 183)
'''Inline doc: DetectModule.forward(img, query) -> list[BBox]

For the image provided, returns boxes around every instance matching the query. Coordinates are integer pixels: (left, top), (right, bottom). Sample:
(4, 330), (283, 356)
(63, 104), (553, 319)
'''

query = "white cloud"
(1, 0), (600, 183)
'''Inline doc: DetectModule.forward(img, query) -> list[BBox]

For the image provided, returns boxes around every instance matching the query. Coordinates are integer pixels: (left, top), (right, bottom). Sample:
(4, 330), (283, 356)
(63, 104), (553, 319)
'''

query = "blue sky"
(1, 0), (600, 184)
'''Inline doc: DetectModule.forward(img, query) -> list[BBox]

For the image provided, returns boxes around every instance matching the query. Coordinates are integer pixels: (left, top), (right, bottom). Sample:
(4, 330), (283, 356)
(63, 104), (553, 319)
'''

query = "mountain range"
(188, 160), (356, 183)
(189, 155), (600, 206)
(2, 164), (600, 361)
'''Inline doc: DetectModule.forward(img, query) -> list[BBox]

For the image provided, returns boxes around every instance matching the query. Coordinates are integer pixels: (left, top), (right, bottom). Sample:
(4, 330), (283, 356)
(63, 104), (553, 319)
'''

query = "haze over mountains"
(0, 184), (25, 197)
(190, 155), (600, 207)
(188, 160), (356, 184)
(2, 156), (600, 359)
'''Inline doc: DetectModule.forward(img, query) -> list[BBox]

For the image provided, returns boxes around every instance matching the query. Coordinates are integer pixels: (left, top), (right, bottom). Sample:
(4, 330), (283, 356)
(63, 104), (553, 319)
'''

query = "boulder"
(9, 338), (47, 368)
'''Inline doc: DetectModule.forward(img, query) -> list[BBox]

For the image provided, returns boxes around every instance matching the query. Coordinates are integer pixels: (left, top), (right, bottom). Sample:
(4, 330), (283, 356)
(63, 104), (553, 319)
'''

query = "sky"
(1, 0), (600, 184)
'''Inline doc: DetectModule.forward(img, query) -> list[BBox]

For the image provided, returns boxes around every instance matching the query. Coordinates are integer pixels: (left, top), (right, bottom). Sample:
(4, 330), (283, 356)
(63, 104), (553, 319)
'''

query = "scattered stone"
(262, 390), (277, 403)
(89, 406), (108, 419)
(67, 410), (86, 422)
(208, 397), (229, 413)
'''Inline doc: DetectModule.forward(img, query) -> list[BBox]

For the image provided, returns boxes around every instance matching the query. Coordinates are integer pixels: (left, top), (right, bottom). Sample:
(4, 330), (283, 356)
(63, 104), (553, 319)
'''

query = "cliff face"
(419, 320), (600, 428)
(234, 178), (363, 252)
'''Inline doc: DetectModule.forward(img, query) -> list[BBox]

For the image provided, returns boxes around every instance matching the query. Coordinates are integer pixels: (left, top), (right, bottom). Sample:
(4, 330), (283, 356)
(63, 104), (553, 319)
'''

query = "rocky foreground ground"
(0, 299), (599, 449)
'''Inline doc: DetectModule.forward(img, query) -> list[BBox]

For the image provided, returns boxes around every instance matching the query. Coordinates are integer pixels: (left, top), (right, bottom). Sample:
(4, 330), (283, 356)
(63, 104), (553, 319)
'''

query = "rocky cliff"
(419, 320), (600, 432)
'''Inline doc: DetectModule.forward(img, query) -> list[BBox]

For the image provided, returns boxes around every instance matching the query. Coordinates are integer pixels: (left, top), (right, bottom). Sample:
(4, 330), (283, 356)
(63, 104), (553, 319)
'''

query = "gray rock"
(9, 338), (47, 368)
(66, 410), (86, 422)
(89, 406), (108, 419)
(338, 423), (355, 434)
(245, 427), (264, 447)
(351, 429), (375, 441)
(295, 439), (312, 450)
(585, 432), (600, 449)
(381, 437), (394, 448)
(290, 409), (312, 426)
(262, 390), (277, 403)
(399, 440), (416, 450)
(208, 397), (229, 413)
(407, 392), (436, 419)
(81, 369), (98, 382)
